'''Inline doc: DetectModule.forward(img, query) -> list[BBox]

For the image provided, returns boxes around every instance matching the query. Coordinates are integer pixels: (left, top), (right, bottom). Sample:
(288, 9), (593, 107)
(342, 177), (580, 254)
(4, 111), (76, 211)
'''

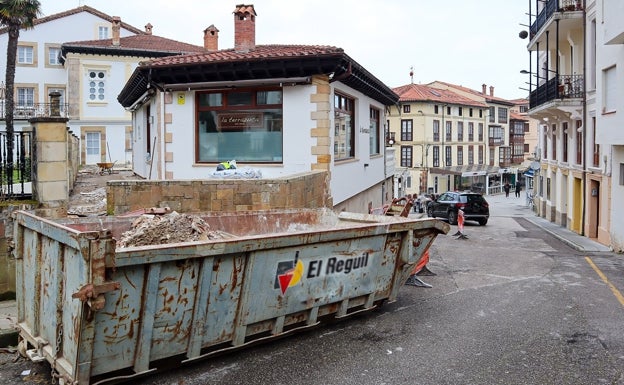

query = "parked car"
(426, 191), (490, 225)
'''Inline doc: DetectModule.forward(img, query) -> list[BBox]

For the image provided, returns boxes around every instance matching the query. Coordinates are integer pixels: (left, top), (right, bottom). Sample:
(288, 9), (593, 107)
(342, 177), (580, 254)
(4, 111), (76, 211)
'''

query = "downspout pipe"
(581, 0), (587, 235)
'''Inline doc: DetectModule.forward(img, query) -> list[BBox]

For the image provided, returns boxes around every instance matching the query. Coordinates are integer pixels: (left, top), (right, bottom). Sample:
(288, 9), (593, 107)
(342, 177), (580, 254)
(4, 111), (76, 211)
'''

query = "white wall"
(136, 80), (388, 207)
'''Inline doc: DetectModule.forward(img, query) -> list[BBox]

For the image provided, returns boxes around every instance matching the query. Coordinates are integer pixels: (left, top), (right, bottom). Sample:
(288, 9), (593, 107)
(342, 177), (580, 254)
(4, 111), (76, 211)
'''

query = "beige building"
(388, 82), (527, 198)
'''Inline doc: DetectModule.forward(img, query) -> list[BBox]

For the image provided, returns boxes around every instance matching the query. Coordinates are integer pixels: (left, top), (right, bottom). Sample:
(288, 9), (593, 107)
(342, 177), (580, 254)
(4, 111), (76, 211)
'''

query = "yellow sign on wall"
(177, 93), (185, 105)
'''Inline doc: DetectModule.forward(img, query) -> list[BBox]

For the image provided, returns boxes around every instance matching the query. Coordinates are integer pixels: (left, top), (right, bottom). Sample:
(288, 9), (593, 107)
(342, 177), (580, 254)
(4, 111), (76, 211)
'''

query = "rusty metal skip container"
(12, 208), (448, 384)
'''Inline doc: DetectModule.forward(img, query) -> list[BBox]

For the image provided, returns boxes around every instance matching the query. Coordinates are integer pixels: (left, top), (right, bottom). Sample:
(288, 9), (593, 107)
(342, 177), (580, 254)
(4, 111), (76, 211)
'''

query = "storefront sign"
(218, 112), (264, 130)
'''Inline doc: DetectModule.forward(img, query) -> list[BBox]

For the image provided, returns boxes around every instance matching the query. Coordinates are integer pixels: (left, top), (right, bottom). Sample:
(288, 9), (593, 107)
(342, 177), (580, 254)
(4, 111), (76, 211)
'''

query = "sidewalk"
(485, 192), (612, 253)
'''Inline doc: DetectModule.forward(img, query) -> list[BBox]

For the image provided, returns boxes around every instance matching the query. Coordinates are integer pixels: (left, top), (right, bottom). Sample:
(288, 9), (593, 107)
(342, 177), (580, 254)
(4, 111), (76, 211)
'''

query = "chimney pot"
(489, 86), (494, 97)
(112, 16), (121, 46)
(203, 25), (219, 51)
(233, 4), (257, 52)
(482, 84), (487, 95)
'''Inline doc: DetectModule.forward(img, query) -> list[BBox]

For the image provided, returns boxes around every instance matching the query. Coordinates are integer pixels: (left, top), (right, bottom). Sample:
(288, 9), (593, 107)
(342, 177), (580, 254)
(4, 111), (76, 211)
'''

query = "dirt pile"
(117, 211), (228, 248)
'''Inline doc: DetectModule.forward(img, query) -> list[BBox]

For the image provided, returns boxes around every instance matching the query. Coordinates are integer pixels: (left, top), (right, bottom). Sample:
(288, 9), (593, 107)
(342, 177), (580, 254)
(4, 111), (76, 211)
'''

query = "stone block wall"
(107, 171), (331, 215)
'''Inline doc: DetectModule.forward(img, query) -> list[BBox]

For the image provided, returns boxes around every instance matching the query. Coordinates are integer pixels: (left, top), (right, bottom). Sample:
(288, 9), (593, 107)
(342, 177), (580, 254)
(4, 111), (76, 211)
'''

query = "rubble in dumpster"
(117, 211), (228, 248)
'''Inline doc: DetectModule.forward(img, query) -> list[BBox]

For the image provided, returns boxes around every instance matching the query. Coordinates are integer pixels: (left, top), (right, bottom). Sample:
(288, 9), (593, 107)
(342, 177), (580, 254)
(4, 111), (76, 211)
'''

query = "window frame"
(17, 43), (37, 67)
(401, 119), (413, 141)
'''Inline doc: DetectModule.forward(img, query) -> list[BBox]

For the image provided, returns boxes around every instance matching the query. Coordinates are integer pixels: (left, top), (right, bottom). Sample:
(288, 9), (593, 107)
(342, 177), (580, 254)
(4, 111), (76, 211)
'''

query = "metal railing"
(530, 0), (583, 38)
(0, 131), (33, 199)
(529, 75), (584, 109)
(0, 101), (69, 120)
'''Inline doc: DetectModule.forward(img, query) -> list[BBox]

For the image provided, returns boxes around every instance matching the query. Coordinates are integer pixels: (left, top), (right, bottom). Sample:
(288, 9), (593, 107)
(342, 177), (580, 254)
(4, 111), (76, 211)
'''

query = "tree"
(0, 0), (40, 191)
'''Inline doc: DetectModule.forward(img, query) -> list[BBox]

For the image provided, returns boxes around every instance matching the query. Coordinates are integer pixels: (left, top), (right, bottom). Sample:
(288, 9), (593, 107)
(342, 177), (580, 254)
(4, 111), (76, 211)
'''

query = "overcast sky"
(41, 0), (531, 100)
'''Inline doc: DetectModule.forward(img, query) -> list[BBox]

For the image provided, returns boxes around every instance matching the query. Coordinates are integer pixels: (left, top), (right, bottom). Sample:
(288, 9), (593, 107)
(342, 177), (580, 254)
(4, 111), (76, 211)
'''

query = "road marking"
(585, 257), (624, 307)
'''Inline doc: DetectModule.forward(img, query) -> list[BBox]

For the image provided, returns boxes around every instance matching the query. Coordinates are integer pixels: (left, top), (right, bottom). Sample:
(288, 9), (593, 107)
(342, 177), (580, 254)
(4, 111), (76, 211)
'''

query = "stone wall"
(107, 170), (331, 215)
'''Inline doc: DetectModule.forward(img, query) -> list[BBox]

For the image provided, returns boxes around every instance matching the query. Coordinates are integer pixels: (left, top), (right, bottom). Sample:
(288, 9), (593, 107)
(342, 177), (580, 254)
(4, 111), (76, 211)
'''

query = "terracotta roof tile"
(392, 83), (487, 108)
(233, 4), (257, 16)
(63, 34), (205, 55)
(428, 80), (514, 105)
(510, 112), (528, 121)
(142, 44), (343, 67)
(0, 5), (144, 35)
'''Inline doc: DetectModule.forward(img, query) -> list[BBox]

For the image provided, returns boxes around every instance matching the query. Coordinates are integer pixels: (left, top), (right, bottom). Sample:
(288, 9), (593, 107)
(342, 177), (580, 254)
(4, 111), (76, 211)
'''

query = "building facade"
(117, 4), (398, 213)
(523, 0), (623, 251)
(0, 6), (144, 165)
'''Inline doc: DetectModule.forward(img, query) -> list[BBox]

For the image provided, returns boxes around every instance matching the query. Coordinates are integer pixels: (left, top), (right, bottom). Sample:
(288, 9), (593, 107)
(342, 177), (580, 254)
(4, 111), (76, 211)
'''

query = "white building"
(117, 4), (398, 213)
(0, 6), (143, 164)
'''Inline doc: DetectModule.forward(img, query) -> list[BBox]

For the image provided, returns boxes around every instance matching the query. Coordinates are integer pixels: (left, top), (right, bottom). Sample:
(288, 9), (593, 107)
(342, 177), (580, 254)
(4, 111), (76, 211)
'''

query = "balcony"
(529, 75), (583, 110)
(0, 101), (69, 120)
(530, 0), (584, 39)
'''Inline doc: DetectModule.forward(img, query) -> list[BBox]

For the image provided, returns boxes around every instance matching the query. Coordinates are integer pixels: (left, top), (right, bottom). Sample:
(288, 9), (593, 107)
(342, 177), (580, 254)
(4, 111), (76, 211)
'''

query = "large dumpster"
(12, 208), (448, 384)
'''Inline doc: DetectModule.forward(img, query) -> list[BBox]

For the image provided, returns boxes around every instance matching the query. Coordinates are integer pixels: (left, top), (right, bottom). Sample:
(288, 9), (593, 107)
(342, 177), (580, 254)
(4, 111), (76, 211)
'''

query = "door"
(85, 132), (101, 165)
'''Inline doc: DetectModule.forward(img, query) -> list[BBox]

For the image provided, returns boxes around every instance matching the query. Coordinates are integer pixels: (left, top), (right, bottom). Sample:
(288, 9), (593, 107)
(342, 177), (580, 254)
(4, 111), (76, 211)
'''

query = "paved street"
(2, 193), (623, 384)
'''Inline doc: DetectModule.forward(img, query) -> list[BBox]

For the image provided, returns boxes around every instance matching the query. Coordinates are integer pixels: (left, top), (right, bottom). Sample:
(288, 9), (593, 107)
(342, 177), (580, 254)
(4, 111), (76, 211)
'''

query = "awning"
(523, 169), (535, 177)
(429, 165), (500, 177)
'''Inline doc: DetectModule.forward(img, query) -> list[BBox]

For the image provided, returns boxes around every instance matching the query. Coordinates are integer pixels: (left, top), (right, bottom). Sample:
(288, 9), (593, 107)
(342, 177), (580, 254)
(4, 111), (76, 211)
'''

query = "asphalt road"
(1, 196), (623, 385)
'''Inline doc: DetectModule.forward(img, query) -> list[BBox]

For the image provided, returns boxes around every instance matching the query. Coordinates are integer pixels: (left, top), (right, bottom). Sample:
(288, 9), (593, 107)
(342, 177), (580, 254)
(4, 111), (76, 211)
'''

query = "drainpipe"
(580, 0), (587, 235)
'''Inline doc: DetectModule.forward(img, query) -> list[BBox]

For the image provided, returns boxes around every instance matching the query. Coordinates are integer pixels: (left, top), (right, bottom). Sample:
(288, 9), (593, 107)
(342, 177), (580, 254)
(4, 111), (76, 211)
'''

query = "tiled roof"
(0, 5), (144, 35)
(392, 83), (487, 108)
(142, 44), (344, 67)
(510, 112), (528, 121)
(428, 80), (515, 105)
(63, 35), (205, 55)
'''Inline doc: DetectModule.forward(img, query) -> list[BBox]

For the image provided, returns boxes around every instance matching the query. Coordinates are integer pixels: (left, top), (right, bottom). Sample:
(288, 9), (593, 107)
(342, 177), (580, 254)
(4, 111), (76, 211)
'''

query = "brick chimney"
(112, 16), (121, 46)
(482, 84), (487, 95)
(233, 4), (256, 52)
(145, 23), (153, 35)
(203, 25), (219, 51)
(489, 86), (494, 97)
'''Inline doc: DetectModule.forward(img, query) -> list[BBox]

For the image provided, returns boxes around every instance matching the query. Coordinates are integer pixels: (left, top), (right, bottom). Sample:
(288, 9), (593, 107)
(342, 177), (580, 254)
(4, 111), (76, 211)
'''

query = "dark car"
(427, 191), (490, 226)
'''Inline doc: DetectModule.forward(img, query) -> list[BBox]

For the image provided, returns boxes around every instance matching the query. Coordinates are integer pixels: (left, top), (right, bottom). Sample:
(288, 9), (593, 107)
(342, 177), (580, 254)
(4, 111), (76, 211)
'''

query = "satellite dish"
(530, 161), (540, 170)
(519, 30), (528, 39)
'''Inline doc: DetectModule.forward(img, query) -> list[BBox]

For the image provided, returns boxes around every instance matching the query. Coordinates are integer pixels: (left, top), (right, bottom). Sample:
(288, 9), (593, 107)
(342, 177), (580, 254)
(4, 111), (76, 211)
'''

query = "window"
(47, 46), (61, 66)
(434, 105), (439, 114)
(603, 66), (616, 113)
(620, 163), (624, 186)
(88, 70), (106, 101)
(433, 120), (440, 142)
(445, 146), (452, 166)
(457, 146), (463, 166)
(99, 26), (109, 39)
(17, 87), (34, 107)
(197, 88), (284, 163)
(17, 45), (33, 64)
(445, 121), (452, 141)
(458, 107), (463, 116)
(446, 106), (451, 116)
(489, 148), (495, 166)
(592, 117), (599, 167)
(478, 146), (484, 164)
(468, 145), (474, 165)
(403, 104), (411, 113)
(400, 145), (412, 167)
(478, 123), (484, 141)
(519, 105), (529, 113)
(552, 126), (557, 161)
(489, 106), (495, 123)
(432, 146), (440, 167)
(562, 122), (568, 163)
(576, 120), (583, 164)
(468, 122), (474, 141)
(469, 108), (473, 117)
(370, 107), (380, 155)
(457, 121), (464, 141)
(498, 107), (508, 123)
(401, 119), (413, 141)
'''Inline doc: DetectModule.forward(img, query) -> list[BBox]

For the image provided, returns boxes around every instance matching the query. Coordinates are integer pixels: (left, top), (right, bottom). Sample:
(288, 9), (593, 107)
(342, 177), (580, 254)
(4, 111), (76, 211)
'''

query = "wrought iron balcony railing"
(529, 75), (584, 109)
(530, 0), (584, 38)
(0, 102), (69, 120)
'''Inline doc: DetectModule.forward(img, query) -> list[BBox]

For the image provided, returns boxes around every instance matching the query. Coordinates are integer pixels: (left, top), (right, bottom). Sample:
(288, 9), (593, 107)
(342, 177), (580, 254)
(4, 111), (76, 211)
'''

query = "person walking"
(504, 182), (511, 198)
(515, 181), (522, 198)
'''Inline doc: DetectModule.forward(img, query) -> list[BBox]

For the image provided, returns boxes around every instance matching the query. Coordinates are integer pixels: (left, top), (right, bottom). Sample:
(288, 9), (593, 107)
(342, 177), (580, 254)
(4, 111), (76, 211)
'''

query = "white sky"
(41, 0), (531, 100)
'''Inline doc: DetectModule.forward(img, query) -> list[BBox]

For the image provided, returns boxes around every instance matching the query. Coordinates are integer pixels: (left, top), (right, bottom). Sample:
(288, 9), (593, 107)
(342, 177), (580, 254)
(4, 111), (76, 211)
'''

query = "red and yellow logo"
(275, 252), (304, 295)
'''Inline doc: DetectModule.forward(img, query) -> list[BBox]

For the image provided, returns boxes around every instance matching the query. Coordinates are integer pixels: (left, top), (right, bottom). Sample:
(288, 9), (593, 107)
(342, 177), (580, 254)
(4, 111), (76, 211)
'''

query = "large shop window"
(334, 92), (355, 160)
(197, 88), (283, 163)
